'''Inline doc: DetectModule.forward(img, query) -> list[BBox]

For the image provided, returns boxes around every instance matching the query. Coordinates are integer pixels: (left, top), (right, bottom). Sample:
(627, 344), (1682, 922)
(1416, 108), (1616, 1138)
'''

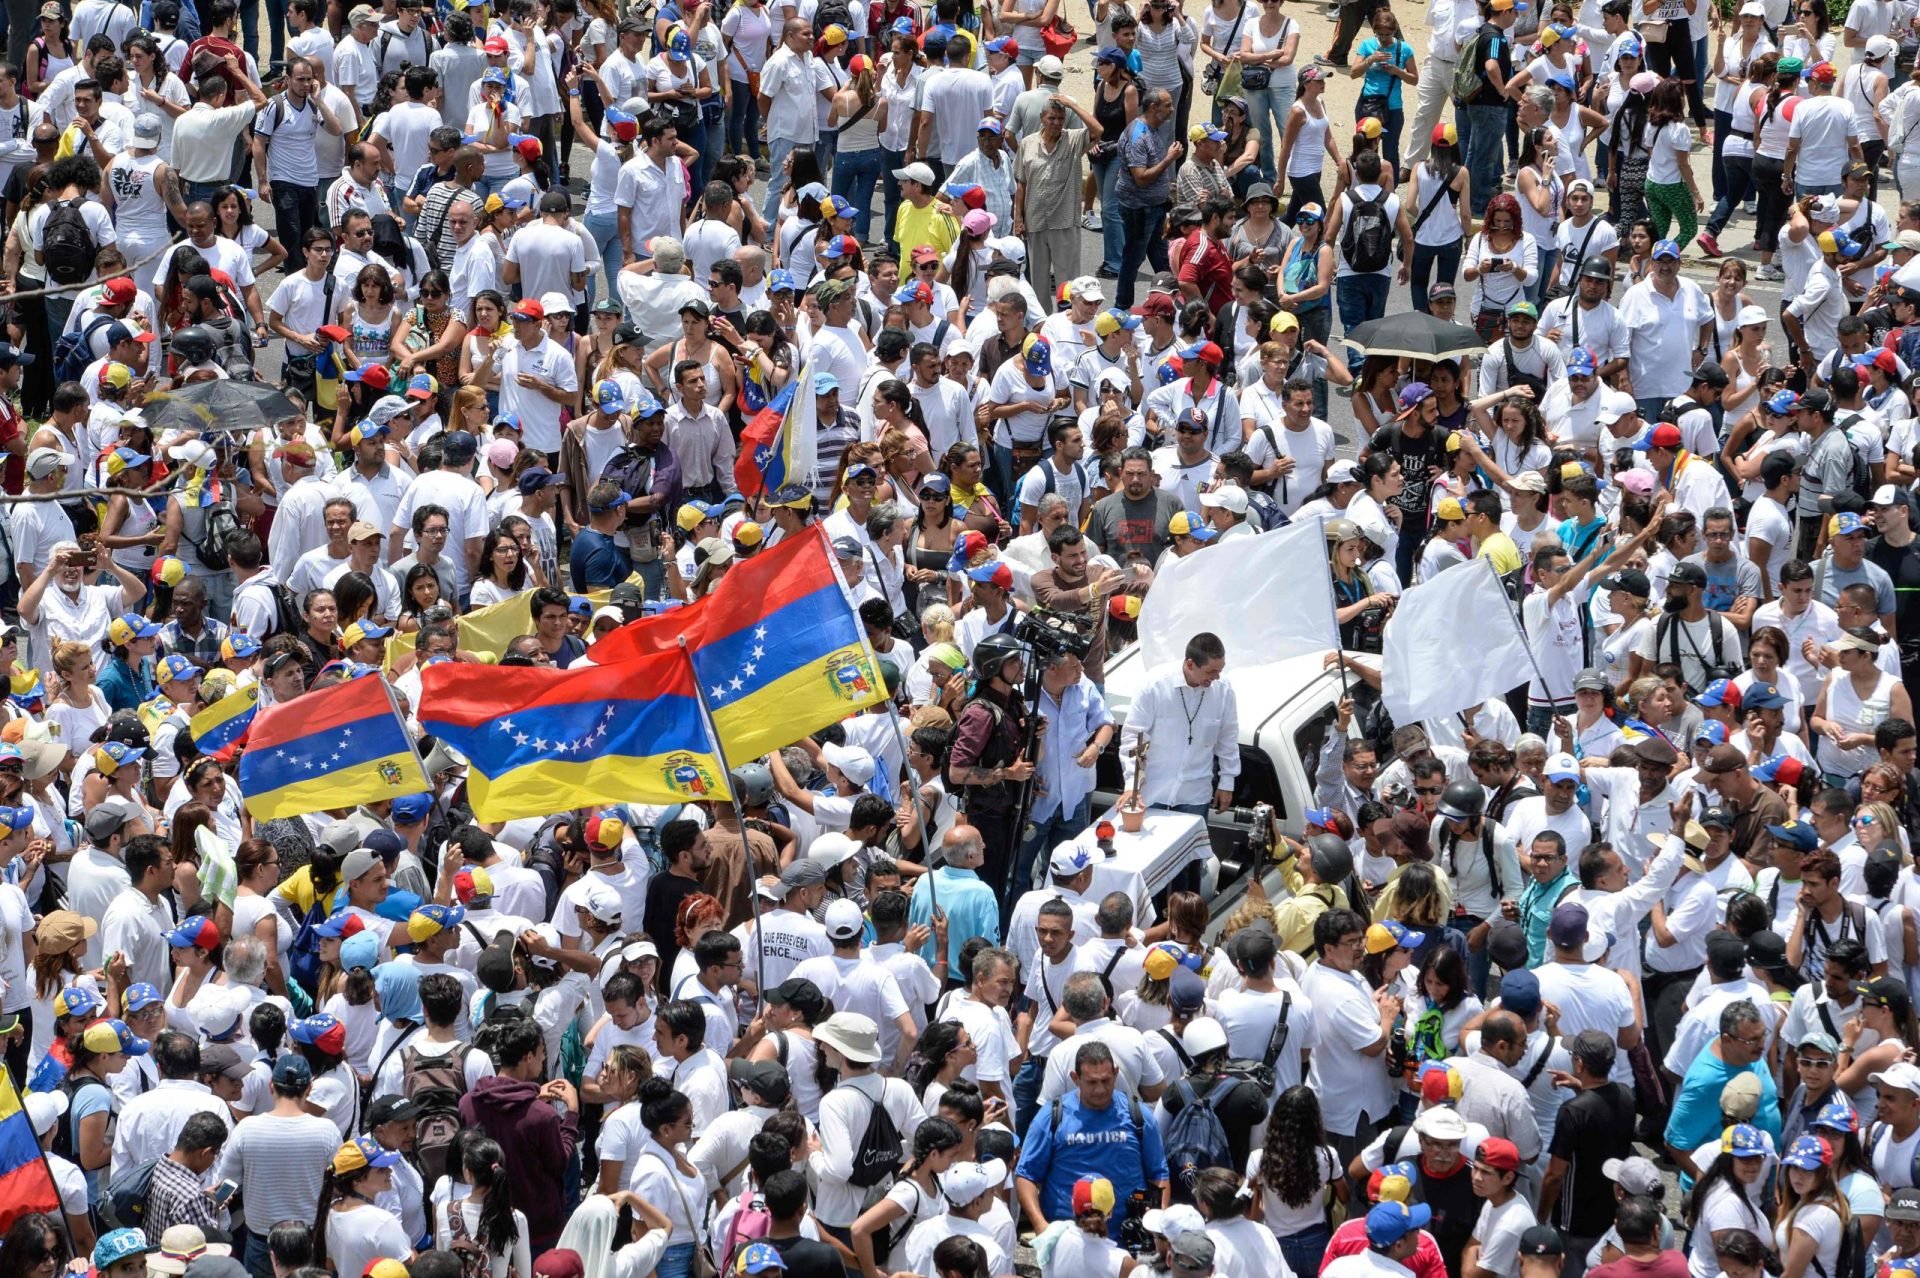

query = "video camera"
(1014, 609), (1094, 663)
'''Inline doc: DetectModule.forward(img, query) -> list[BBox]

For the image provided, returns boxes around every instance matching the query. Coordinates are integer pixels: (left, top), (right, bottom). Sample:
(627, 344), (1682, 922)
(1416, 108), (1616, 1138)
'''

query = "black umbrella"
(142, 379), (302, 435)
(1346, 312), (1486, 362)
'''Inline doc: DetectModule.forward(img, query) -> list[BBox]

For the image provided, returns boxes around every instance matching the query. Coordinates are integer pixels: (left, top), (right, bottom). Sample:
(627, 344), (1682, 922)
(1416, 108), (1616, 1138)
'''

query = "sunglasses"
(419, 288), (448, 298)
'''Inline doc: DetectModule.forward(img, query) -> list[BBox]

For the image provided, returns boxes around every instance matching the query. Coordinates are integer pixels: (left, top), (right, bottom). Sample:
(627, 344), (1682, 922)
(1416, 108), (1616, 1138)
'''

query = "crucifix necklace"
(1178, 685), (1205, 746)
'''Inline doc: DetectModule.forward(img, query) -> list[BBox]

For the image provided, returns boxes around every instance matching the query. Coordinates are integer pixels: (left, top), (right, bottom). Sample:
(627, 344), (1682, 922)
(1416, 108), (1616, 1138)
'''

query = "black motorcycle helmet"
(1438, 780), (1486, 824)
(170, 326), (216, 366)
(972, 632), (1026, 684)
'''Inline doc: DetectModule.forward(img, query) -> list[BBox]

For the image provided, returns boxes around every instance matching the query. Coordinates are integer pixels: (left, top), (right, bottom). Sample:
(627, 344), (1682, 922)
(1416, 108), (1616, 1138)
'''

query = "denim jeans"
(240, 1232), (272, 1278)
(1094, 154), (1126, 273)
(1012, 1054), (1048, 1144)
(1461, 103), (1506, 218)
(1795, 181), (1841, 199)
(584, 209), (623, 302)
(1017, 795), (1092, 900)
(726, 74), (761, 159)
(762, 136), (799, 227)
(1446, 914), (1492, 999)
(682, 117), (713, 207)
(1242, 80), (1292, 182)
(832, 146), (886, 241)
(1410, 241), (1460, 312)
(1116, 201), (1168, 307)
(1279, 1226), (1331, 1278)
(1707, 152), (1753, 236)
(1526, 249), (1558, 306)
(656, 1242), (696, 1278)
(242, 0), (286, 64)
(1335, 274), (1391, 363)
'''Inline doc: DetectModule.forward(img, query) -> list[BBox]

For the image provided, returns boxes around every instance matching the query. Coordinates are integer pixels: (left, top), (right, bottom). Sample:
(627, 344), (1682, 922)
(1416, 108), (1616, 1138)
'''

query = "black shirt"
(644, 870), (706, 982)
(1161, 1068), (1268, 1171)
(1367, 421), (1451, 518)
(1548, 1080), (1637, 1236)
(1467, 23), (1512, 107)
(767, 1236), (844, 1278)
(1866, 534), (1920, 643)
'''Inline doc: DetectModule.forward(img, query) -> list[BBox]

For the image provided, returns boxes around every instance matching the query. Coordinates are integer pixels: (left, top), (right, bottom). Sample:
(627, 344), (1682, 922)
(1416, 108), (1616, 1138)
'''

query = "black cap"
(105, 713), (151, 750)
(1667, 561), (1708, 588)
(1698, 804), (1734, 830)
(613, 321), (646, 346)
(1691, 361), (1730, 388)
(1580, 257), (1614, 280)
(1518, 1226), (1564, 1258)
(185, 274), (221, 300)
(1599, 569), (1650, 598)
(1706, 931), (1747, 964)
(366, 1095), (420, 1125)
(728, 1058), (792, 1104)
(1799, 387), (1835, 415)
(1888, 1187), (1920, 1222)
(1747, 930), (1789, 972)
(1487, 921), (1529, 973)
(764, 977), (826, 1019)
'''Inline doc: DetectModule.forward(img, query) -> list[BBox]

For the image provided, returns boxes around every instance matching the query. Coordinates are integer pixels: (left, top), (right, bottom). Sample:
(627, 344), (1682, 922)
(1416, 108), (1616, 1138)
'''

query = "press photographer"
(1016, 612), (1115, 900)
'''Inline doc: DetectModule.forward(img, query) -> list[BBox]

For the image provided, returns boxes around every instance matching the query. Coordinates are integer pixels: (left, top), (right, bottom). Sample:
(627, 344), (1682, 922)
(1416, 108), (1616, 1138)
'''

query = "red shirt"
(1323, 1218), (1448, 1278)
(0, 398), (23, 496)
(1178, 231), (1234, 312)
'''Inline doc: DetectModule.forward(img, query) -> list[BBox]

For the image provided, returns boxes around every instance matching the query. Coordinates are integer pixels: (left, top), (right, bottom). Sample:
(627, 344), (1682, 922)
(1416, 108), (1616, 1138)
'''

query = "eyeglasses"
(1174, 425), (1206, 435)
(419, 288), (448, 298)
(1726, 1031), (1767, 1048)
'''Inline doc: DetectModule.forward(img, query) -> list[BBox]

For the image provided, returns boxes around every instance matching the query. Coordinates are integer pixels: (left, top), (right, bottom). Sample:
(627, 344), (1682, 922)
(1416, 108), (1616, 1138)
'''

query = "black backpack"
(51, 1072), (111, 1163)
(42, 198), (97, 285)
(1340, 191), (1394, 275)
(54, 313), (118, 385)
(815, 0), (854, 35)
(194, 495), (243, 570)
(848, 1083), (903, 1189)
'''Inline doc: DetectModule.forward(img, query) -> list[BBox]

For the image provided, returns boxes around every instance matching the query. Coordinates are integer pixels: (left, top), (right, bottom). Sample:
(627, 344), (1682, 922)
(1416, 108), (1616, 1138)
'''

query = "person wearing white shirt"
(757, 19), (824, 225)
(1212, 931), (1315, 1092)
(1118, 632), (1239, 813)
(109, 1031), (232, 1179)
(100, 840), (174, 993)
(614, 119), (688, 260)
(788, 901), (919, 1071)
(1303, 907), (1400, 1157)
(334, 7), (382, 112)
(806, 1014), (928, 1230)
(1618, 245), (1714, 416)
(498, 300), (580, 458)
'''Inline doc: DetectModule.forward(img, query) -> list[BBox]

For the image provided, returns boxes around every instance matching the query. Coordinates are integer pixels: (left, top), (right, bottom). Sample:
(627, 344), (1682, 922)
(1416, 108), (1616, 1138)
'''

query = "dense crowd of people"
(11, 0), (1920, 1274)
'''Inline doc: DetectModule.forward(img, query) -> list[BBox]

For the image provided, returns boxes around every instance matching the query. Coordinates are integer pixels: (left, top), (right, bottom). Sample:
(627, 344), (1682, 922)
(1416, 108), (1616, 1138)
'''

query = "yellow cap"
(1434, 496), (1466, 521)
(1269, 311), (1300, 334)
(1356, 116), (1383, 139)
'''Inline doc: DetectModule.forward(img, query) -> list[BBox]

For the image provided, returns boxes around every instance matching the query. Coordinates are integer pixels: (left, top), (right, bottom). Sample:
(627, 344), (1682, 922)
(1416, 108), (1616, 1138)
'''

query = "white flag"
(1380, 557), (1531, 726)
(1137, 518), (1341, 674)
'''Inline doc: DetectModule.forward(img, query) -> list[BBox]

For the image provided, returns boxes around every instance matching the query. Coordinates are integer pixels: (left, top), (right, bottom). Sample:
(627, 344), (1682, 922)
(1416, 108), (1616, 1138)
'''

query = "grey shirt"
(1116, 117), (1173, 209)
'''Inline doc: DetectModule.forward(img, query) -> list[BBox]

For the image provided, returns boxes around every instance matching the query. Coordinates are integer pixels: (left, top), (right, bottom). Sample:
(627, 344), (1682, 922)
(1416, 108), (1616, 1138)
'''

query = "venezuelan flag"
(191, 683), (258, 753)
(238, 677), (427, 821)
(0, 1063), (59, 1233)
(418, 652), (729, 821)
(732, 354), (817, 499)
(690, 525), (890, 762)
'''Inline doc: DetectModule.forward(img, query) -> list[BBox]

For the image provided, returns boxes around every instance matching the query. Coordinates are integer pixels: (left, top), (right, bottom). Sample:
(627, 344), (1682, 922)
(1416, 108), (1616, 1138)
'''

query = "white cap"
(1050, 842), (1093, 876)
(1873, 1062), (1920, 1096)
(1868, 33), (1898, 57)
(131, 113), (164, 147)
(821, 742), (876, 785)
(1181, 1015), (1228, 1058)
(988, 235), (1027, 264)
(1326, 459), (1361, 484)
(576, 878), (623, 924)
(1068, 274), (1105, 304)
(1200, 484), (1249, 515)
(1811, 193), (1842, 222)
(1583, 917), (1614, 963)
(1544, 752), (1581, 782)
(166, 439), (216, 470)
(1737, 0), (1765, 13)
(539, 290), (573, 314)
(809, 832), (862, 869)
(1412, 1106), (1469, 1140)
(824, 897), (866, 941)
(939, 1159), (1008, 1206)
(1873, 484), (1907, 506)
(1035, 54), (1065, 78)
(368, 394), (414, 425)
(1142, 1205), (1206, 1238)
(1595, 390), (1640, 425)
(1735, 304), (1769, 328)
(23, 1089), (65, 1138)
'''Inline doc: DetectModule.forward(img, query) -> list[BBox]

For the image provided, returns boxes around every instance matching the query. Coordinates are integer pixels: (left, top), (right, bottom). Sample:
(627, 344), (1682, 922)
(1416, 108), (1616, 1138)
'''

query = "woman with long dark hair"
(316, 1136), (413, 1278)
(1607, 71), (1658, 232)
(0, 1215), (67, 1278)
(469, 526), (531, 608)
(1250, 1086), (1346, 1276)
(1684, 1125), (1772, 1278)
(1406, 122), (1469, 311)
(1642, 78), (1703, 249)
(1774, 1135), (1850, 1278)
(1836, 977), (1920, 1119)
(850, 1117), (963, 1278)
(435, 1136), (529, 1278)
(1751, 57), (1801, 282)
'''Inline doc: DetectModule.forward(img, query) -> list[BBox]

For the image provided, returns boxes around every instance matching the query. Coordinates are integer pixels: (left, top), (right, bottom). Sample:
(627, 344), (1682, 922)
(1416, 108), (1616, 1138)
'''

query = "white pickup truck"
(1087, 644), (1386, 916)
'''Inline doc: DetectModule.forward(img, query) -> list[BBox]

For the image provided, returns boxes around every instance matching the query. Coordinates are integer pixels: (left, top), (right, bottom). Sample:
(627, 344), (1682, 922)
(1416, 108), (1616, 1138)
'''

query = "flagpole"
(680, 638), (770, 1002)
(1485, 556), (1561, 713)
(881, 705), (939, 917)
(1317, 515), (1350, 700)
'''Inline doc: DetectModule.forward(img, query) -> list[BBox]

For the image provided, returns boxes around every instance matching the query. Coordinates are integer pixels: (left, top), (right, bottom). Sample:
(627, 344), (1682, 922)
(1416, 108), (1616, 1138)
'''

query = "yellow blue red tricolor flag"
(732, 354), (817, 498)
(238, 676), (427, 820)
(0, 1063), (59, 1233)
(590, 525), (890, 761)
(191, 682), (259, 754)
(417, 654), (730, 821)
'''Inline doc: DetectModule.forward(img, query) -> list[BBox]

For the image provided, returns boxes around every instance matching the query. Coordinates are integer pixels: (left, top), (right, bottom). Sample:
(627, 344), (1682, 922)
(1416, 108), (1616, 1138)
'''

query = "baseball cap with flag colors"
(408, 903), (467, 944)
(585, 813), (625, 850)
(455, 865), (495, 903)
(1073, 1177), (1116, 1216)
(81, 1019), (149, 1056)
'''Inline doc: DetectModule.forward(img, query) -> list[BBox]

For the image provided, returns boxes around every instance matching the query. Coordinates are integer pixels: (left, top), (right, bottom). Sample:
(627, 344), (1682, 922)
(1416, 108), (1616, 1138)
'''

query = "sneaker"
(1755, 263), (1783, 281)
(1743, 199), (1757, 215)
(1096, 265), (1119, 278)
(1696, 231), (1722, 257)
(1314, 53), (1341, 66)
(1082, 210), (1102, 231)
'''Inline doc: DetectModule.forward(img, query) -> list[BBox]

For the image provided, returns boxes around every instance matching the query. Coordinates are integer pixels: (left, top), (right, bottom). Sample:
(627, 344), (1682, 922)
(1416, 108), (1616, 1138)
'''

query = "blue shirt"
(1117, 119), (1172, 209)
(569, 529), (633, 591)
(1355, 36), (1412, 107)
(1664, 1046), (1782, 1188)
(1031, 677), (1113, 823)
(1015, 1090), (1169, 1238)
(907, 867), (1000, 970)
(97, 654), (153, 714)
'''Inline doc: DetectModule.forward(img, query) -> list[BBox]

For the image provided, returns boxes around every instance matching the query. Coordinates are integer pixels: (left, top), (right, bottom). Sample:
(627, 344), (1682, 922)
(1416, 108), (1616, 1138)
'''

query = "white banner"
(1137, 518), (1341, 675)
(1381, 557), (1531, 726)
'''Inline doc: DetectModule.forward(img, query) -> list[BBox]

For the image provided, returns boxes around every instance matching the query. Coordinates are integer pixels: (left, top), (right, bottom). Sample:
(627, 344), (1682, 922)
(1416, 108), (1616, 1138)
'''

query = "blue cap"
(289, 1012), (343, 1046)
(1782, 1134), (1832, 1170)
(0, 807), (31, 835)
(1694, 721), (1728, 747)
(481, 67), (507, 85)
(632, 388), (665, 417)
(1566, 346), (1597, 377)
(1366, 1202), (1433, 1247)
(813, 371), (840, 395)
(769, 268), (797, 294)
(1767, 389), (1802, 415)
(390, 792), (433, 824)
(1499, 968), (1541, 1017)
(272, 1055), (313, 1087)
(1744, 683), (1790, 710)
(1696, 678), (1738, 707)
(1651, 239), (1682, 260)
(154, 654), (199, 686)
(122, 983), (163, 1013)
(568, 595), (593, 616)
(313, 911), (362, 939)
(92, 1231), (154, 1271)
(826, 195), (856, 219)
(734, 1244), (786, 1275)
(1833, 511), (1868, 536)
(918, 473), (952, 497)
(890, 15), (914, 33)
(1764, 817), (1819, 849)
(1722, 1123), (1768, 1157)
(1812, 1098), (1860, 1134)
(53, 987), (102, 1019)
(589, 487), (633, 513)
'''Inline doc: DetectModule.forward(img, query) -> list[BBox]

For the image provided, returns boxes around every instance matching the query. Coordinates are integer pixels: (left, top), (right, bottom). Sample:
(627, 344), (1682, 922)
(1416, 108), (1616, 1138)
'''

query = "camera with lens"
(1015, 609), (1094, 662)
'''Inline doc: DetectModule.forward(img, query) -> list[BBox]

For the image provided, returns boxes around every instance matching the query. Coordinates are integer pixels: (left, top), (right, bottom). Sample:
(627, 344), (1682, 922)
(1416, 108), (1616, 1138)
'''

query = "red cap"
(102, 276), (136, 305)
(610, 115), (638, 141)
(1809, 60), (1837, 82)
(356, 364), (392, 391)
(317, 324), (351, 344)
(1476, 1137), (1522, 1172)
(910, 245), (941, 263)
(515, 136), (543, 161)
(1189, 341), (1224, 366)
(127, 328), (156, 343)
(956, 187), (986, 211)
(483, 35), (509, 53)
(1874, 348), (1901, 375)
(905, 280), (934, 305)
(1648, 423), (1683, 449)
(511, 298), (545, 321)
(1132, 294), (1176, 319)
